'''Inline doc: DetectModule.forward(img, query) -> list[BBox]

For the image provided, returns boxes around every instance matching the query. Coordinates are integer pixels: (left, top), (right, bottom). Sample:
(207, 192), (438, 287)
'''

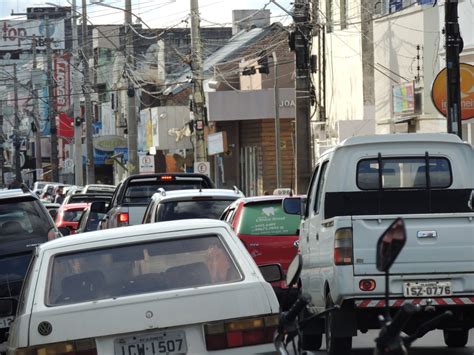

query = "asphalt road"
(287, 329), (474, 354)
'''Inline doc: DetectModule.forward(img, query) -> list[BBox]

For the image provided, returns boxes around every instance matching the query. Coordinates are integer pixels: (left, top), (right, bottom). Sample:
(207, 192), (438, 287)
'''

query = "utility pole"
(72, 0), (83, 186)
(190, 0), (207, 163)
(0, 101), (4, 187)
(31, 36), (43, 181)
(82, 0), (95, 183)
(292, 0), (312, 194)
(272, 51), (282, 188)
(45, 15), (60, 182)
(445, 0), (463, 138)
(125, 0), (139, 175)
(13, 64), (22, 182)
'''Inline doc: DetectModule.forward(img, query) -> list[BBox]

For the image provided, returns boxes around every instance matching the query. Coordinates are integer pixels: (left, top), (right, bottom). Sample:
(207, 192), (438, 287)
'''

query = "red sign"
(57, 112), (74, 138)
(54, 53), (71, 112)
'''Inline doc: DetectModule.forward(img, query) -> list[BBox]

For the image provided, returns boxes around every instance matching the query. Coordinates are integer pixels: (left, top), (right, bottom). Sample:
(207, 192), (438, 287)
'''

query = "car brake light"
(118, 212), (129, 225)
(334, 228), (353, 265)
(14, 338), (97, 355)
(160, 175), (174, 181)
(204, 314), (279, 350)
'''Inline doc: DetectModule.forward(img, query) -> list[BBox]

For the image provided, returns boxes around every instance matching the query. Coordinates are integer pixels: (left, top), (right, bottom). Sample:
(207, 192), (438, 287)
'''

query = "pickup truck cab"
(100, 173), (214, 229)
(284, 133), (474, 354)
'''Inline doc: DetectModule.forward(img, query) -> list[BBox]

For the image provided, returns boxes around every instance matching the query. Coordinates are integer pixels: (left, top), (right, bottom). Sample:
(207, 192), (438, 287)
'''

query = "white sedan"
(7, 220), (280, 355)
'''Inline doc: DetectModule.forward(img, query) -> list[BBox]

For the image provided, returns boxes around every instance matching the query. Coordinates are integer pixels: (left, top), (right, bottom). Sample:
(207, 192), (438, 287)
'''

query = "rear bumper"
(355, 296), (474, 308)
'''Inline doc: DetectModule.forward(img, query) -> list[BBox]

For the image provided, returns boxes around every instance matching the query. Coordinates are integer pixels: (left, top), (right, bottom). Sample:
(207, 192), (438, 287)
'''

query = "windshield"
(0, 199), (52, 240)
(47, 235), (242, 306)
(238, 202), (301, 236)
(156, 199), (236, 221)
(0, 253), (32, 298)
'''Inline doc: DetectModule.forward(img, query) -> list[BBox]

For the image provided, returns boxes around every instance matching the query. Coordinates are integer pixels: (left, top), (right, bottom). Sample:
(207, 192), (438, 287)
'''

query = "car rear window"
(123, 177), (213, 204)
(47, 235), (242, 306)
(357, 157), (452, 190)
(62, 209), (85, 222)
(0, 253), (32, 298)
(238, 202), (301, 236)
(156, 199), (237, 221)
(0, 199), (52, 239)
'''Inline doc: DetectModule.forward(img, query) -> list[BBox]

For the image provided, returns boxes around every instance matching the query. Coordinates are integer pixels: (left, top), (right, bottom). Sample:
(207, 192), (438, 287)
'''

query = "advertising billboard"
(0, 19), (65, 50)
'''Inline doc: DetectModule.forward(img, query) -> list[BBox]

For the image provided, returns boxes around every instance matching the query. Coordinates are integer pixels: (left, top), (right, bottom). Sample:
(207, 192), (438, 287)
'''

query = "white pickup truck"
(283, 133), (474, 354)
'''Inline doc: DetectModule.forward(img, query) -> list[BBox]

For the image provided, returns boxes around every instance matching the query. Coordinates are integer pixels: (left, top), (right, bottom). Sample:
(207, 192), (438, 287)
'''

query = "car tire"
(301, 332), (322, 351)
(443, 329), (468, 348)
(325, 293), (352, 355)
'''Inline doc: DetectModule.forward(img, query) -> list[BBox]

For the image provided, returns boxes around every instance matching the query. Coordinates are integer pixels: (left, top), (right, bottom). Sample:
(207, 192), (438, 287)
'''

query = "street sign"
(194, 162), (210, 177)
(63, 158), (74, 173)
(432, 63), (474, 120)
(139, 154), (155, 174)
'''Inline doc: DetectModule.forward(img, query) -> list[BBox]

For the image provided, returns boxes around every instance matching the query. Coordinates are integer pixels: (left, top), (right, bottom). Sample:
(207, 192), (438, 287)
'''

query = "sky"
(0, 0), (293, 28)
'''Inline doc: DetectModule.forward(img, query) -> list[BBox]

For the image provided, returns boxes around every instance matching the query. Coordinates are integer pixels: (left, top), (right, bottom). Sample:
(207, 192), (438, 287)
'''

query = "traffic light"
(127, 85), (135, 98)
(258, 55), (269, 74)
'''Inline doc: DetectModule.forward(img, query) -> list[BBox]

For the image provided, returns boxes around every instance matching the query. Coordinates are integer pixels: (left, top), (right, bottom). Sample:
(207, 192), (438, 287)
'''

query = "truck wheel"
(443, 329), (468, 347)
(325, 294), (352, 355)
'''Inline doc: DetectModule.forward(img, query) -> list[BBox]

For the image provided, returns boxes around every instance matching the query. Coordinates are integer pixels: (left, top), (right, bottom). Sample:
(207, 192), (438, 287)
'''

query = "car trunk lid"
(352, 214), (474, 275)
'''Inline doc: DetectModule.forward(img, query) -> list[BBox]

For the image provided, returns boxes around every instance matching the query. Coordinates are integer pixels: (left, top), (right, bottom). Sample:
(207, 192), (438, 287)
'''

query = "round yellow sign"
(431, 63), (474, 121)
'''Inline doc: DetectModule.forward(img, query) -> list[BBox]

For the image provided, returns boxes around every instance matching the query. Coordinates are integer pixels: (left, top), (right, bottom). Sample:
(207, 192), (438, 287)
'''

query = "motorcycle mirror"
(376, 218), (407, 272)
(286, 254), (303, 287)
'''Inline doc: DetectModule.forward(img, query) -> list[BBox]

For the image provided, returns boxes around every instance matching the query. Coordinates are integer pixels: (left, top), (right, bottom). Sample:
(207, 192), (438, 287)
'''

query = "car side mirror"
(376, 218), (407, 273)
(58, 227), (70, 237)
(259, 264), (283, 283)
(0, 298), (15, 317)
(286, 254), (302, 287)
(283, 197), (305, 215)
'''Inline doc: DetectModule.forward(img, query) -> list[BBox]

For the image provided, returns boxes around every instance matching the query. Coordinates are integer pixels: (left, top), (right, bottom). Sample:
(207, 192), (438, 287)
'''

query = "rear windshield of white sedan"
(47, 235), (242, 306)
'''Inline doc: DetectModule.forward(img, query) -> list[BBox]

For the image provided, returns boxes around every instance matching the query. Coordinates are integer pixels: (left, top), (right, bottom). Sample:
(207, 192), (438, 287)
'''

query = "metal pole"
(13, 64), (22, 182)
(82, 0), (95, 183)
(45, 15), (60, 182)
(125, 0), (139, 175)
(72, 0), (83, 186)
(272, 51), (282, 188)
(190, 0), (207, 163)
(445, 0), (463, 138)
(293, 0), (312, 194)
(31, 36), (43, 181)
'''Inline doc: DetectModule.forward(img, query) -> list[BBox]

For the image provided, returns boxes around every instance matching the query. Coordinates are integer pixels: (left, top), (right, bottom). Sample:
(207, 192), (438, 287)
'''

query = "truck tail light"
(334, 228), (353, 265)
(359, 279), (376, 291)
(204, 314), (279, 350)
(14, 338), (97, 355)
(117, 212), (129, 226)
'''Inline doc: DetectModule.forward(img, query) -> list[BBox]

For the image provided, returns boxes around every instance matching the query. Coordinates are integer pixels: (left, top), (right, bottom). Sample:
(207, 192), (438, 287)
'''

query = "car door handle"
(249, 243), (259, 247)
(316, 234), (319, 241)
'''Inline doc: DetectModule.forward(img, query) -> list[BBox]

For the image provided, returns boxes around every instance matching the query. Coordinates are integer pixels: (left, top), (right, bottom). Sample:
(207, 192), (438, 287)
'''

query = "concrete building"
(373, 0), (473, 143)
(311, 0), (376, 159)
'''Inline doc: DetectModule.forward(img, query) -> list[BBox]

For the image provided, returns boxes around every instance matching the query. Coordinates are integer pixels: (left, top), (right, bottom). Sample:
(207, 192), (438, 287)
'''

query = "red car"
(220, 195), (301, 306)
(55, 203), (89, 235)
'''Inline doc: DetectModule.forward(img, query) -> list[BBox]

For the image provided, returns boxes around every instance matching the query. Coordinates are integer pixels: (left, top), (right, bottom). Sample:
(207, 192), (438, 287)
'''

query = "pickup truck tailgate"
(352, 215), (474, 275)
